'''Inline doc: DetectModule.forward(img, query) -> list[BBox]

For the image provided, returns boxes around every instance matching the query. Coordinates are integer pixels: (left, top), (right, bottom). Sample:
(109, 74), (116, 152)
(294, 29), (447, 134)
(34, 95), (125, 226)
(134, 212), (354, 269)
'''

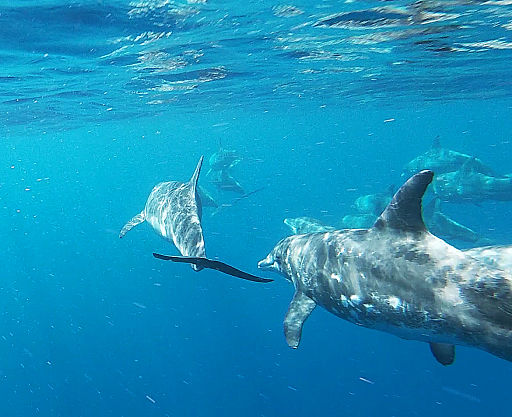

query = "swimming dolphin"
(120, 156), (207, 270)
(120, 157), (271, 283)
(258, 170), (512, 365)
(284, 217), (335, 234)
(433, 158), (512, 203)
(403, 136), (494, 177)
(354, 186), (394, 216)
(207, 146), (242, 176)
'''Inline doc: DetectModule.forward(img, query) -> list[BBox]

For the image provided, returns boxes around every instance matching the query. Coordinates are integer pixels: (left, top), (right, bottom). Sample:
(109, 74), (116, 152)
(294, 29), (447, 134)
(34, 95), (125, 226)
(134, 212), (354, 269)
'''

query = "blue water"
(1, 1), (512, 416)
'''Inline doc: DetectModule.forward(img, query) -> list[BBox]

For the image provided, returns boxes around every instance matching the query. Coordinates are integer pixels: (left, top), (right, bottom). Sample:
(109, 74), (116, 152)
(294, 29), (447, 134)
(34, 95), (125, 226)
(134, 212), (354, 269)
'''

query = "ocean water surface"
(1, 1), (512, 416)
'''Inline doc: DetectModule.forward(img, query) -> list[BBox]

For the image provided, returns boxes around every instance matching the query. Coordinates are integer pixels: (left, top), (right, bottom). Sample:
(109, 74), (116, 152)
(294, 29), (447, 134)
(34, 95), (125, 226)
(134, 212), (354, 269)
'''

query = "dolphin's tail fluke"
(119, 211), (146, 238)
(153, 253), (273, 283)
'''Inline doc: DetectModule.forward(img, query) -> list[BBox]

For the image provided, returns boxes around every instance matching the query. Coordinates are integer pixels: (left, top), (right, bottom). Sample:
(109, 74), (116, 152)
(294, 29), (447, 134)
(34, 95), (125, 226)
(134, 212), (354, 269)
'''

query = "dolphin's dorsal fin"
(432, 135), (441, 149)
(374, 170), (433, 232)
(189, 156), (204, 192)
(284, 291), (316, 348)
(429, 342), (455, 365)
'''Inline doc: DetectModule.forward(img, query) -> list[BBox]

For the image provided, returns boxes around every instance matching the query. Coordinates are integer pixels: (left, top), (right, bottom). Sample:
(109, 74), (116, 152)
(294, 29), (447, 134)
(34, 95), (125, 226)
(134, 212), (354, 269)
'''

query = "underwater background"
(1, 0), (512, 416)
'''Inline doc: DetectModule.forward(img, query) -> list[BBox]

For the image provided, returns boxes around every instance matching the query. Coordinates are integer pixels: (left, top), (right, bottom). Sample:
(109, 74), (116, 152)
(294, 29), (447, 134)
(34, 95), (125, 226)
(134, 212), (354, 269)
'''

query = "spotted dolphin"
(403, 136), (494, 177)
(433, 158), (512, 203)
(120, 156), (271, 283)
(353, 185), (394, 216)
(120, 156), (207, 270)
(258, 170), (512, 365)
(207, 146), (242, 175)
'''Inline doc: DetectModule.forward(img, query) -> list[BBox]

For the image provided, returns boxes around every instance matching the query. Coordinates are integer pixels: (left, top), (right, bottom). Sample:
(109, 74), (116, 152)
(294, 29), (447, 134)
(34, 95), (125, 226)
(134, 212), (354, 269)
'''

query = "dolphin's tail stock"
(153, 253), (273, 283)
(119, 211), (146, 238)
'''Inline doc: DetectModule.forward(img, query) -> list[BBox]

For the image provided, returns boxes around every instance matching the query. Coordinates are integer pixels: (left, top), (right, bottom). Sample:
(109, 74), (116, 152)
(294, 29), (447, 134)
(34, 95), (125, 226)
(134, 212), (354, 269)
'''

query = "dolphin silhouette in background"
(433, 158), (512, 203)
(207, 145), (242, 176)
(259, 170), (512, 365)
(353, 185), (394, 216)
(403, 136), (494, 177)
(120, 156), (270, 283)
(284, 217), (335, 234)
(120, 156), (207, 270)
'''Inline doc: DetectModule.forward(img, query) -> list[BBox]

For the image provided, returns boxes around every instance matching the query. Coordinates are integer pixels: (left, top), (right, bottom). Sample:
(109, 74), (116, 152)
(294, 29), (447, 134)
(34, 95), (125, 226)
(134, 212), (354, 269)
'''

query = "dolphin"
(403, 136), (494, 177)
(354, 186), (394, 216)
(433, 158), (512, 203)
(207, 146), (242, 176)
(120, 156), (207, 270)
(258, 170), (512, 365)
(120, 156), (271, 283)
(284, 217), (335, 234)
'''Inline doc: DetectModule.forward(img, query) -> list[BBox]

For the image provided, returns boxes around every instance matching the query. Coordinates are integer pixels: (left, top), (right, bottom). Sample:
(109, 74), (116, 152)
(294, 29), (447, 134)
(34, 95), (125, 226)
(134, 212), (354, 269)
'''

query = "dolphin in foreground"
(259, 170), (512, 365)
(120, 156), (270, 282)
(284, 217), (335, 234)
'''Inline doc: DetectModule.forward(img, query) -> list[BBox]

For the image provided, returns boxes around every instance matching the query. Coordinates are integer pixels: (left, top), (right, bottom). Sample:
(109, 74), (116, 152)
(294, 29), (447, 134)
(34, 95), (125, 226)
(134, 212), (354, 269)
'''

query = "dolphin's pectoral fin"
(429, 342), (455, 365)
(152, 253), (273, 283)
(119, 211), (145, 238)
(284, 291), (317, 349)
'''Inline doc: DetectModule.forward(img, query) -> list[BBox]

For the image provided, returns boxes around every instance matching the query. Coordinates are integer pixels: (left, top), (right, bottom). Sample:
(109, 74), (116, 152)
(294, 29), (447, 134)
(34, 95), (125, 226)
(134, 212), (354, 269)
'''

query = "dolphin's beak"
(258, 254), (275, 271)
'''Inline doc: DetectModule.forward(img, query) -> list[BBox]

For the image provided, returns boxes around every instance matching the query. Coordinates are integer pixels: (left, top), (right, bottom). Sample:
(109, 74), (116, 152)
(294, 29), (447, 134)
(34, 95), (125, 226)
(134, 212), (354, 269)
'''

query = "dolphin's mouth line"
(258, 257), (278, 271)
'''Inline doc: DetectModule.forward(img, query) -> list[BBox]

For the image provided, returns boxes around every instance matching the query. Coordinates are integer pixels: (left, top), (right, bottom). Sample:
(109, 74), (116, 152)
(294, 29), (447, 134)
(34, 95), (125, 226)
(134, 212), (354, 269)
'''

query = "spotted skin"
(120, 156), (206, 271)
(259, 171), (512, 363)
(465, 245), (512, 274)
